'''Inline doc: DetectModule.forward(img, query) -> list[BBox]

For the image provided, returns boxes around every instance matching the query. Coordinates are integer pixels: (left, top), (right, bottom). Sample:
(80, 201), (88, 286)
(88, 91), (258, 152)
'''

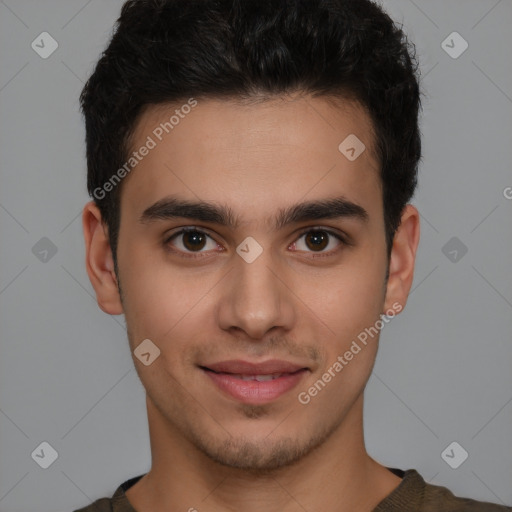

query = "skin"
(83, 93), (420, 512)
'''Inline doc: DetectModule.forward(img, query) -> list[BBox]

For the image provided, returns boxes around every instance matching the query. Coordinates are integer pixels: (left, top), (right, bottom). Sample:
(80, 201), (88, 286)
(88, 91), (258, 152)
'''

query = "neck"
(126, 394), (402, 512)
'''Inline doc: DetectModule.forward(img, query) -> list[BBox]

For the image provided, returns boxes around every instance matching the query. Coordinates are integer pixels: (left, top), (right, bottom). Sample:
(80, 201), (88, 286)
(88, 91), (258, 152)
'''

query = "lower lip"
(203, 368), (308, 404)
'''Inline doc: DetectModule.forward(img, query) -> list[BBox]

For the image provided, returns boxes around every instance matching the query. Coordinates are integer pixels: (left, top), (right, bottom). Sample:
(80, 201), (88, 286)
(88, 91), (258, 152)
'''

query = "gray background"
(0, 0), (511, 510)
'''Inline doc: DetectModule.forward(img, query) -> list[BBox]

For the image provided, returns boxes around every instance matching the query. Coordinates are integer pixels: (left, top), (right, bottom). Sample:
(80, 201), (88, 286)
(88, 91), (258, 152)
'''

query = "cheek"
(117, 244), (177, 337)
(292, 259), (385, 344)
(305, 280), (383, 407)
(119, 250), (220, 367)
(124, 274), (205, 341)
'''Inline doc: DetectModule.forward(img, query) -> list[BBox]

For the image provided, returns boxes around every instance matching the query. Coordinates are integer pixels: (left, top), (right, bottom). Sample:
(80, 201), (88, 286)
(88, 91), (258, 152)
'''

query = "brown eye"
(182, 230), (207, 251)
(165, 227), (219, 255)
(304, 230), (329, 251)
(291, 228), (345, 255)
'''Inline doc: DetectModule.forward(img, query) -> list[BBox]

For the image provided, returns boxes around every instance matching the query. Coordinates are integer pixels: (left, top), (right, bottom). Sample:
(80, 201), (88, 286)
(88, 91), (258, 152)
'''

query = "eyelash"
(163, 226), (349, 259)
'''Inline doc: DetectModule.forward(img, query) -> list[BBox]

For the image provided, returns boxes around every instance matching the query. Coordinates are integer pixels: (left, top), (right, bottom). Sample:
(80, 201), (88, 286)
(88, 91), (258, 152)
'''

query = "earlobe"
(383, 204), (421, 314)
(82, 201), (124, 315)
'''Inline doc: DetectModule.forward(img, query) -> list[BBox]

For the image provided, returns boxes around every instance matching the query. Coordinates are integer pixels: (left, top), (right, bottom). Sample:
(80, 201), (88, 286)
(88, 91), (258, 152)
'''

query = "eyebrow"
(139, 195), (369, 230)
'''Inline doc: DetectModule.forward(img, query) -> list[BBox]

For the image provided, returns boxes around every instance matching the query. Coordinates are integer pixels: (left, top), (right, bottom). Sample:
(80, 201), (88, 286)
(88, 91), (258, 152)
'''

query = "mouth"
(199, 360), (310, 404)
(212, 372), (290, 381)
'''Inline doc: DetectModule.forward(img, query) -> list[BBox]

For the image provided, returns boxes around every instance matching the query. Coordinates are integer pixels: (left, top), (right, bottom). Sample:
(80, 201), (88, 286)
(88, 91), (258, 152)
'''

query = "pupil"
(306, 231), (328, 251)
(184, 231), (206, 251)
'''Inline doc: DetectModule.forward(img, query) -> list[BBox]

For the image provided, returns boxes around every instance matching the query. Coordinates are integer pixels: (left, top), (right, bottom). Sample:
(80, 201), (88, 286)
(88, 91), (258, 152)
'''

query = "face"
(85, 94), (417, 472)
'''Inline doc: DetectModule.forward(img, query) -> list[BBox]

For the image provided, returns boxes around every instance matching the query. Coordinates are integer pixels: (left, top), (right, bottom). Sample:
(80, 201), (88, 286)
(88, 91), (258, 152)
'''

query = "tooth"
(256, 374), (284, 381)
(254, 375), (272, 382)
(230, 373), (284, 381)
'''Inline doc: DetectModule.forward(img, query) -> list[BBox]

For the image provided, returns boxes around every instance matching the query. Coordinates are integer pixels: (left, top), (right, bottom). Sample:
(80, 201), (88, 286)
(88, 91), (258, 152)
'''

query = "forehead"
(120, 95), (382, 224)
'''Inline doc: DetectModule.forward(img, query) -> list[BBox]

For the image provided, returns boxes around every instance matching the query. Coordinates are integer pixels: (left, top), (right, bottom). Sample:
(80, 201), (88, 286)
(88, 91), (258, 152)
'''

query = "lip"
(200, 359), (309, 405)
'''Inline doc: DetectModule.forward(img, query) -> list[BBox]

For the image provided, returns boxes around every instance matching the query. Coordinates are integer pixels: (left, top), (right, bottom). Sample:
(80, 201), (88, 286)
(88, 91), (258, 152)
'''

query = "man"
(75, 0), (510, 510)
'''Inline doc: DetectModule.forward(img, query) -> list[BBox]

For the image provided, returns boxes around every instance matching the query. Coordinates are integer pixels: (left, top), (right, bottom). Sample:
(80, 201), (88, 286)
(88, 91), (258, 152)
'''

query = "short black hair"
(80, 0), (422, 275)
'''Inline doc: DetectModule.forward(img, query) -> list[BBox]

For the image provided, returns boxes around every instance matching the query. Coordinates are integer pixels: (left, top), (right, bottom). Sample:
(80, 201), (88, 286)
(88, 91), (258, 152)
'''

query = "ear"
(82, 201), (124, 315)
(383, 204), (420, 314)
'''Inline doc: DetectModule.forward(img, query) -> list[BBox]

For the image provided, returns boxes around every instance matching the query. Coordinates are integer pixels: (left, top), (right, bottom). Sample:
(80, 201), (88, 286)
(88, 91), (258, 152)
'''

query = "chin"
(187, 422), (335, 474)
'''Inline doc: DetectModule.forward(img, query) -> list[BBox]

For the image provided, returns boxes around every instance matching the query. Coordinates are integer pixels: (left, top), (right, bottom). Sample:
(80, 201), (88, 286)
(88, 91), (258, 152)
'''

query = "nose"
(216, 247), (296, 341)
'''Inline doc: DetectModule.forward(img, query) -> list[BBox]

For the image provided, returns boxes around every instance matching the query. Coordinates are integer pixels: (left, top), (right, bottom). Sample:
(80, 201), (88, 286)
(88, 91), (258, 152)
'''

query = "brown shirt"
(73, 468), (511, 512)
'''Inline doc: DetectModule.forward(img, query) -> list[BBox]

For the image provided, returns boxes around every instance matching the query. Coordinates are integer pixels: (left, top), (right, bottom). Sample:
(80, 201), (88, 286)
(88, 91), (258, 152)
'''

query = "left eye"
(291, 229), (343, 253)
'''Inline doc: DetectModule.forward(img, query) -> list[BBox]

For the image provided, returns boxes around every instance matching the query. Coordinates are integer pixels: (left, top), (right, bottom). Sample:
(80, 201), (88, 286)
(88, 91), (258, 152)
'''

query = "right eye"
(164, 227), (223, 257)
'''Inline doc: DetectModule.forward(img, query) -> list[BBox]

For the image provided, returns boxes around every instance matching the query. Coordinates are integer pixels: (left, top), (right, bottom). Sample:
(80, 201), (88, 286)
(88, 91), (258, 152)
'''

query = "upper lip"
(201, 359), (308, 375)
